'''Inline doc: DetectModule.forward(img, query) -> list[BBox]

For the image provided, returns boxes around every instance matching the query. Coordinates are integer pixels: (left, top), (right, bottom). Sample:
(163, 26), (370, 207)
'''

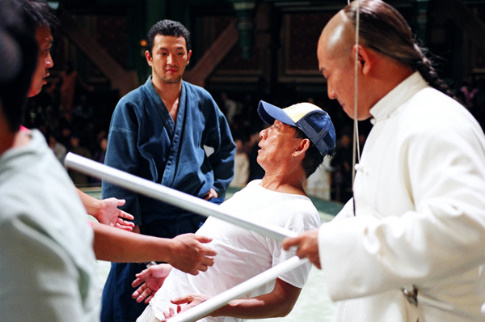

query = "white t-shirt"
(149, 180), (321, 322)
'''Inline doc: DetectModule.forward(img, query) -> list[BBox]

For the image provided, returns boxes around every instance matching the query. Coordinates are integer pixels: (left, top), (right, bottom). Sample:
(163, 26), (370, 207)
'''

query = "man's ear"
(145, 50), (153, 66)
(294, 138), (311, 158)
(352, 44), (373, 75)
(187, 50), (192, 65)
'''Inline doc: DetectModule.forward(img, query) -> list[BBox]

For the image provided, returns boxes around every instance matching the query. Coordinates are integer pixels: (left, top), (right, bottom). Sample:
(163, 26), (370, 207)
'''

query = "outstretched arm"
(92, 223), (216, 274)
(169, 278), (301, 320)
(77, 189), (134, 231)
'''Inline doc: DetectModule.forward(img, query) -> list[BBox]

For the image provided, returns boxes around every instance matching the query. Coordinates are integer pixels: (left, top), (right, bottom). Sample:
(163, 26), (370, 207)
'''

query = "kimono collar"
(369, 71), (428, 123)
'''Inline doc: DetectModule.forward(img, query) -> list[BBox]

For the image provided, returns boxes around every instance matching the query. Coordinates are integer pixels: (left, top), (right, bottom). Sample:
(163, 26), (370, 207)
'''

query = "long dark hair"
(344, 0), (455, 98)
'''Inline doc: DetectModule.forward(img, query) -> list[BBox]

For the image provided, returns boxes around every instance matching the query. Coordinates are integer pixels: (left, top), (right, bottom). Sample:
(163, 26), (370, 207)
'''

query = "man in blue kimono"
(101, 19), (236, 322)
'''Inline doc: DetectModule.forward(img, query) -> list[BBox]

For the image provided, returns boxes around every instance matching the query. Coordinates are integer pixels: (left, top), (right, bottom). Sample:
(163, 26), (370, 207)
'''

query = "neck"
(368, 58), (414, 107)
(260, 167), (307, 196)
(0, 130), (30, 157)
(0, 113), (14, 155)
(151, 77), (182, 102)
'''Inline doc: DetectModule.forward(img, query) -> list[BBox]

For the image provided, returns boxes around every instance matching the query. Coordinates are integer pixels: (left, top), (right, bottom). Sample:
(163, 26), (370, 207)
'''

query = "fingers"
(132, 284), (147, 303)
(117, 218), (134, 227)
(170, 295), (190, 305)
(193, 235), (213, 244)
(116, 199), (126, 207)
(200, 256), (215, 268)
(135, 268), (150, 279)
(116, 224), (133, 230)
(200, 246), (217, 258)
(145, 294), (154, 304)
(188, 268), (200, 276)
(118, 210), (134, 220)
(281, 236), (300, 251)
(132, 277), (143, 288)
(132, 283), (155, 303)
(163, 307), (175, 320)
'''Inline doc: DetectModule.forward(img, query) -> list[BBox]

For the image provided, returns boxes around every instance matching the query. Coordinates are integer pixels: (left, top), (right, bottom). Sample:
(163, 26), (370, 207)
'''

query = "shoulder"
(110, 85), (148, 125)
(183, 81), (215, 102)
(272, 194), (321, 232)
(400, 88), (480, 137)
(116, 85), (146, 108)
(396, 88), (485, 155)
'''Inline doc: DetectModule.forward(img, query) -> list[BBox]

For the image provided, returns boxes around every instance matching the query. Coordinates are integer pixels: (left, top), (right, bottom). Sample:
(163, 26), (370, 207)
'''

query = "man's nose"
(167, 53), (174, 64)
(327, 83), (336, 100)
(46, 52), (54, 69)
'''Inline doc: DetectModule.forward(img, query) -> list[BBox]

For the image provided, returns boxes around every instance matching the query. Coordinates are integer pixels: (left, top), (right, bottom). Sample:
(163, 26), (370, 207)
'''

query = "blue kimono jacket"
(101, 77), (235, 322)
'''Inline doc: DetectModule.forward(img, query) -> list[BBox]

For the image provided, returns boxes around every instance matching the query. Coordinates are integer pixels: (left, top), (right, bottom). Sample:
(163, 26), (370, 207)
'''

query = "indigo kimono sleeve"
(203, 98), (236, 198)
(102, 99), (142, 224)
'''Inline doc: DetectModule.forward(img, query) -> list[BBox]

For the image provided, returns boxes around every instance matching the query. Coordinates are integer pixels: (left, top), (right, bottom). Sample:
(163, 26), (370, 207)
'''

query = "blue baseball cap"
(258, 100), (336, 156)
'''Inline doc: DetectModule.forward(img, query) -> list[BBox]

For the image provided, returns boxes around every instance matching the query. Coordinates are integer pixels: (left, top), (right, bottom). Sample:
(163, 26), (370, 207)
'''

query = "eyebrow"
(158, 45), (185, 50)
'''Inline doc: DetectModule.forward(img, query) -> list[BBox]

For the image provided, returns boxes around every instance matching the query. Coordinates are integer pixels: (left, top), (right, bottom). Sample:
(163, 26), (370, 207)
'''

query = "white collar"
(370, 71), (428, 122)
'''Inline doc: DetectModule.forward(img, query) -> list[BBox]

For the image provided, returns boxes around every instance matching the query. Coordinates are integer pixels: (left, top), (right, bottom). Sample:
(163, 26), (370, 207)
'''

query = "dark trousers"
(100, 214), (206, 322)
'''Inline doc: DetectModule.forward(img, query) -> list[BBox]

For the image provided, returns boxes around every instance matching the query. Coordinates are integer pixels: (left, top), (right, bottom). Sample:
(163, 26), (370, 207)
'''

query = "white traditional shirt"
(319, 72), (485, 321)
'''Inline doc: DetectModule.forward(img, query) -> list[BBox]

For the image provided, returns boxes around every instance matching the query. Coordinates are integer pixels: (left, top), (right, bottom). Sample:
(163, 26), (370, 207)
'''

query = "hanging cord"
(351, 0), (361, 216)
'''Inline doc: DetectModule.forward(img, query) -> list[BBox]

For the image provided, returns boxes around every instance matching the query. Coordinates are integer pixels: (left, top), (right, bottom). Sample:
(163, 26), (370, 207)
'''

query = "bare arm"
(92, 223), (216, 274)
(171, 278), (301, 319)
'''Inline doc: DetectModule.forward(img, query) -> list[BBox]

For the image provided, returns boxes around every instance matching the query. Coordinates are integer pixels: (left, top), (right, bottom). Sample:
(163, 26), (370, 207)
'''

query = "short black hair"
(146, 19), (191, 53)
(20, 0), (59, 31)
(0, 0), (38, 132)
(295, 128), (334, 178)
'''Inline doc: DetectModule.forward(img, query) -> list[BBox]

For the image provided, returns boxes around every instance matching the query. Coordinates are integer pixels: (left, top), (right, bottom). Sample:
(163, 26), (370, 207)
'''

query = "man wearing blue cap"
(134, 100), (336, 321)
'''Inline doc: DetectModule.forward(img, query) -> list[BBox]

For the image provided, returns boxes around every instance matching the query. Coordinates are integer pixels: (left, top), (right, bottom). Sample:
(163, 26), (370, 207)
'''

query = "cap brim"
(258, 100), (297, 127)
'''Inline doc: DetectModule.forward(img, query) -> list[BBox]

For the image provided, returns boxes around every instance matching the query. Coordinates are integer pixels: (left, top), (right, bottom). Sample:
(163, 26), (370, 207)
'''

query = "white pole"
(168, 256), (309, 322)
(64, 153), (297, 242)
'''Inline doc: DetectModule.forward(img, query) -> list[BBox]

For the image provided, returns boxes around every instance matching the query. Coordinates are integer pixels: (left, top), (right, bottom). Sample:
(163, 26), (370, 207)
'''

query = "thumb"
(171, 296), (190, 305)
(281, 237), (299, 250)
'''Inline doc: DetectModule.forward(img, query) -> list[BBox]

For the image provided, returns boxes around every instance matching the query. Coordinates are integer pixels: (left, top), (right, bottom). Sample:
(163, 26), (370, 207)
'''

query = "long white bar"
(168, 256), (309, 322)
(64, 153), (297, 242)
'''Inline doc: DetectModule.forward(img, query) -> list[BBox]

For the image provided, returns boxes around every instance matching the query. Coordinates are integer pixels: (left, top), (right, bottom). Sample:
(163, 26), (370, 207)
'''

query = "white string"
(351, 0), (360, 216)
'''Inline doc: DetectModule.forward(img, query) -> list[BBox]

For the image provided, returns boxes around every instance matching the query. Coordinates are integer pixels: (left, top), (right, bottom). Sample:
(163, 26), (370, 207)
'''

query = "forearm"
(92, 222), (173, 262)
(77, 189), (101, 218)
(212, 279), (300, 319)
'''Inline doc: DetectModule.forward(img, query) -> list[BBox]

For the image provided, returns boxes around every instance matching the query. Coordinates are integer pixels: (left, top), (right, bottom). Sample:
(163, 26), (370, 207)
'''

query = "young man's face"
(145, 35), (192, 85)
(28, 26), (54, 97)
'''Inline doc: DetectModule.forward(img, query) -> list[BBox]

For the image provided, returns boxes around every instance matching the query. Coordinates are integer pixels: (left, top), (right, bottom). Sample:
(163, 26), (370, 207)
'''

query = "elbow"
(273, 302), (296, 317)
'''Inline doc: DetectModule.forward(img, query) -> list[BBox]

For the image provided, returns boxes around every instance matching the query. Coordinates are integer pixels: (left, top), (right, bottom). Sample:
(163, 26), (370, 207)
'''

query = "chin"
(27, 87), (42, 98)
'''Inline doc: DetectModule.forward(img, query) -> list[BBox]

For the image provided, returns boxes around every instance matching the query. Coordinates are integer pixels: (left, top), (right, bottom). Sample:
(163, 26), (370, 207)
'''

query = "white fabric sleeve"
(0, 216), (87, 321)
(318, 123), (485, 301)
